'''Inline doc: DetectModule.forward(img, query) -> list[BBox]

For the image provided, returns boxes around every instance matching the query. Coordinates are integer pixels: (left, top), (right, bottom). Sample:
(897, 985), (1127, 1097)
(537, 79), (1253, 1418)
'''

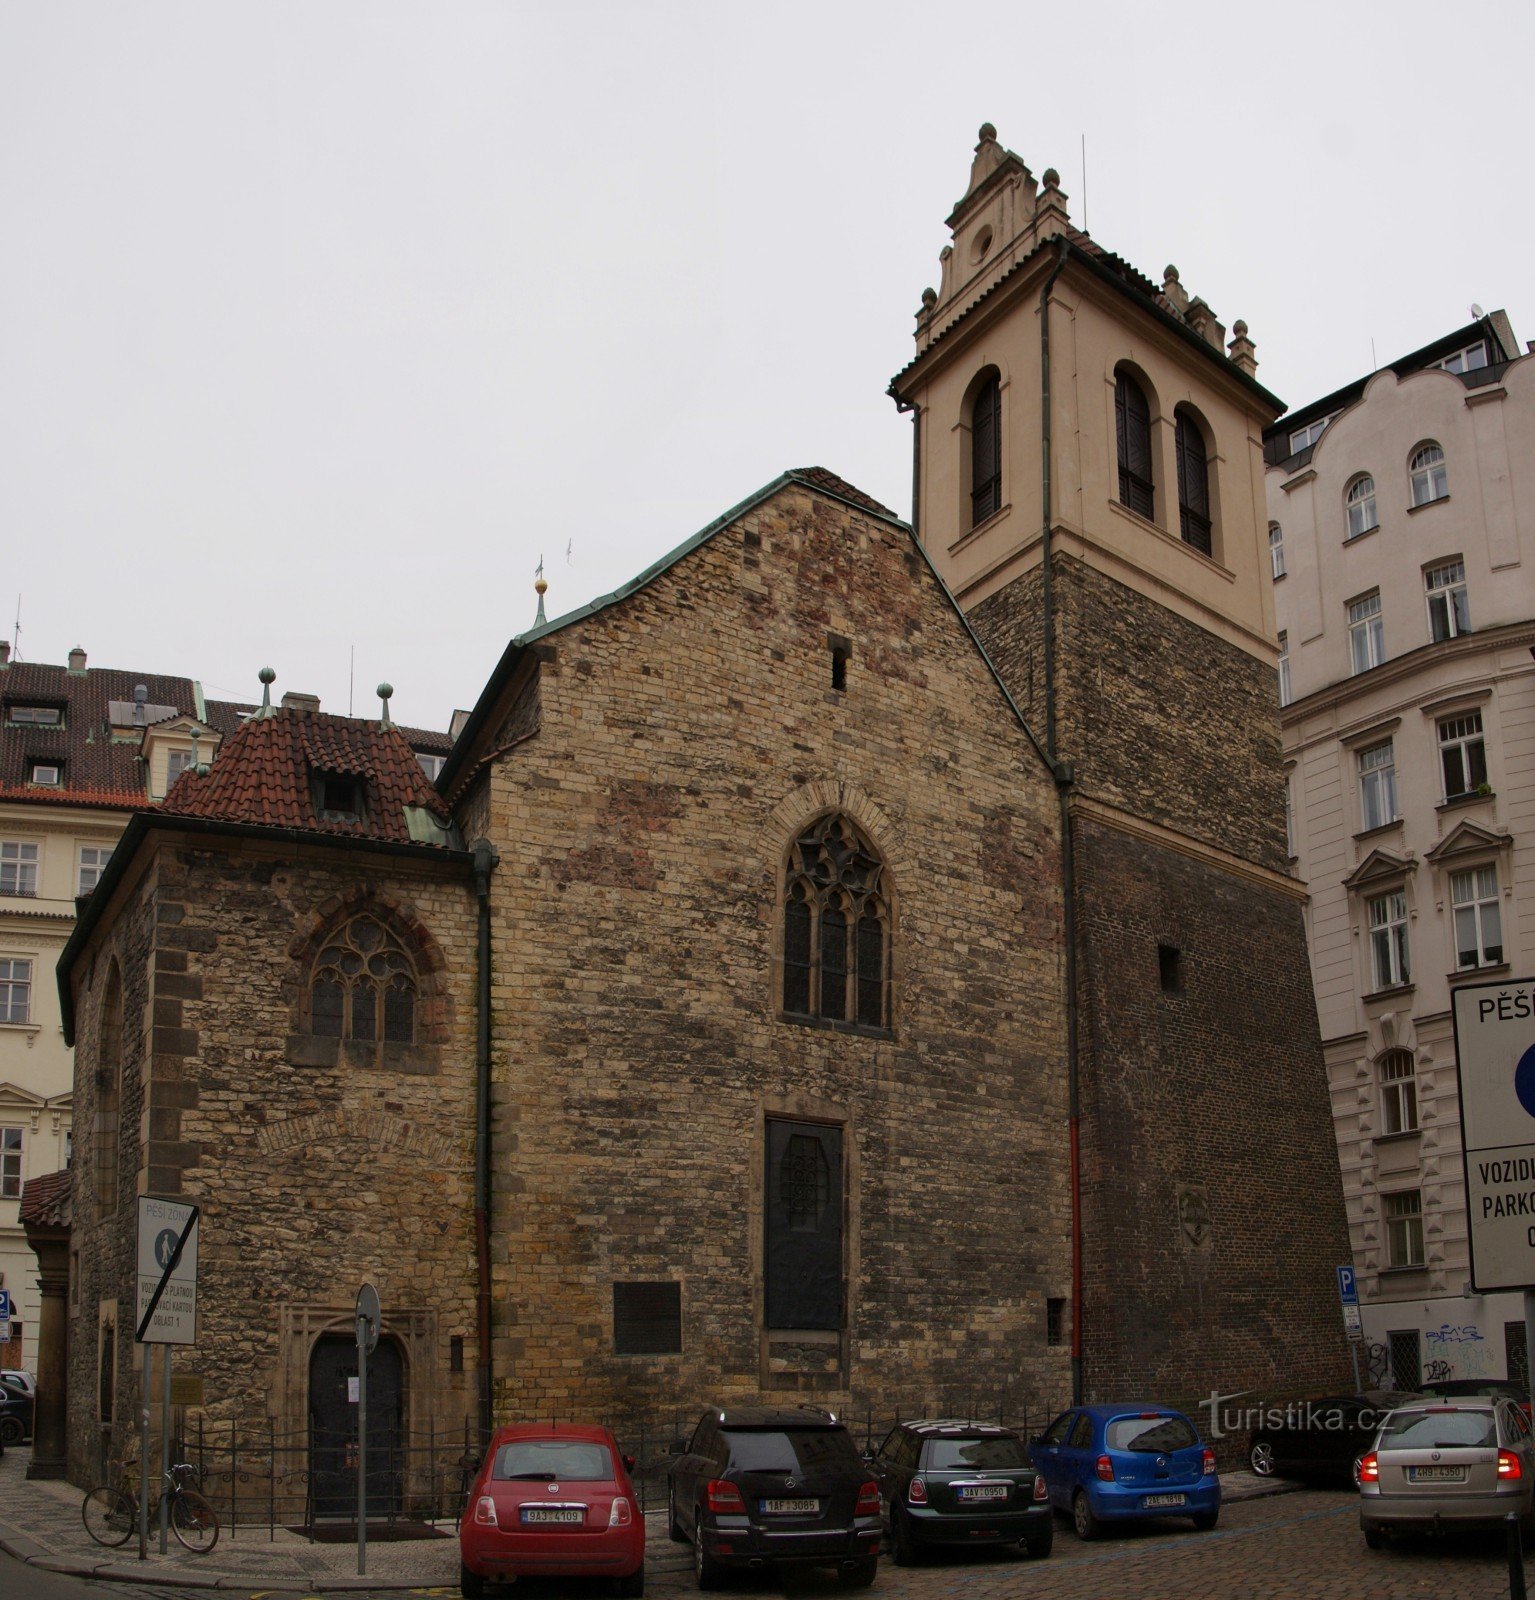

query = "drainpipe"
(893, 394), (921, 541)
(472, 838), (499, 1439)
(1037, 234), (1084, 1406)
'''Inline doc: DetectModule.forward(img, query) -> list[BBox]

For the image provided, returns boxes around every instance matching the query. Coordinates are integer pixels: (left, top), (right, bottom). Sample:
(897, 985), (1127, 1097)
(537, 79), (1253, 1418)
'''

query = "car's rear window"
(1106, 1415), (1197, 1453)
(724, 1428), (859, 1473)
(493, 1440), (614, 1481)
(1381, 1410), (1496, 1449)
(924, 1437), (1027, 1471)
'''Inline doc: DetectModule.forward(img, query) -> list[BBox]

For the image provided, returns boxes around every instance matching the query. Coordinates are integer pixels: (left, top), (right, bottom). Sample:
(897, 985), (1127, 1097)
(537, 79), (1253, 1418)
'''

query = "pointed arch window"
(970, 373), (1002, 525)
(308, 916), (417, 1046)
(1175, 409), (1212, 555)
(1115, 369), (1154, 519)
(782, 814), (890, 1031)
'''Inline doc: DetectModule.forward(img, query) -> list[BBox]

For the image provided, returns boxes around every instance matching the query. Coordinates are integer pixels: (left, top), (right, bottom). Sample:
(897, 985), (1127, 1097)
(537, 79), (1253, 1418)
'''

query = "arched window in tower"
(1175, 408), (1212, 556)
(1114, 369), (1154, 519)
(95, 961), (123, 1218)
(782, 814), (889, 1031)
(308, 915), (418, 1047)
(970, 372), (1002, 525)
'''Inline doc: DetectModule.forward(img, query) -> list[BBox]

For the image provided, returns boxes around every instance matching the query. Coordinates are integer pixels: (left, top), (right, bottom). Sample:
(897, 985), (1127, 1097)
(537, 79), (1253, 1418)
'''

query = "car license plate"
(1142, 1493), (1186, 1508)
(521, 1506), (585, 1525)
(1408, 1466), (1466, 1483)
(762, 1498), (819, 1514)
(957, 1485), (1008, 1501)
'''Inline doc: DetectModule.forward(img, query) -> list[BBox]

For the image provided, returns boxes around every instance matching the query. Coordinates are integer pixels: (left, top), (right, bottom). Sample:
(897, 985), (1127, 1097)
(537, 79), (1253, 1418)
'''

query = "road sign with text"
(135, 1196), (200, 1345)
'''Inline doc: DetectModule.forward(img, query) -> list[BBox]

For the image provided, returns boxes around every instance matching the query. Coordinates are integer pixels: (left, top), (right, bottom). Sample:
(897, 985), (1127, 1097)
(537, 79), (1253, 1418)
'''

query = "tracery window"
(309, 916), (417, 1045)
(782, 814), (889, 1031)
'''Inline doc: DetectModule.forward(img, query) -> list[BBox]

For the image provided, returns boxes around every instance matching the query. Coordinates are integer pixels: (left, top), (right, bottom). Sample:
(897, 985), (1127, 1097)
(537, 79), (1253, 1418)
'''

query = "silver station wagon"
(1358, 1398), (1535, 1547)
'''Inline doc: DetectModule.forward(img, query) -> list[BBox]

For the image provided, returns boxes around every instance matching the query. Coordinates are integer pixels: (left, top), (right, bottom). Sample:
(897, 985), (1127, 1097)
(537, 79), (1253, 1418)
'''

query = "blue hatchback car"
(1029, 1405), (1219, 1539)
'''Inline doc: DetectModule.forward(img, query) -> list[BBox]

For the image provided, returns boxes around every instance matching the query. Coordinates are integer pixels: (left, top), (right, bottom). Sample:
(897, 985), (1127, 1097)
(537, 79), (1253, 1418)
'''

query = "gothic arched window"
(309, 916), (417, 1046)
(1175, 407), (1212, 556)
(969, 371), (1002, 526)
(782, 814), (889, 1031)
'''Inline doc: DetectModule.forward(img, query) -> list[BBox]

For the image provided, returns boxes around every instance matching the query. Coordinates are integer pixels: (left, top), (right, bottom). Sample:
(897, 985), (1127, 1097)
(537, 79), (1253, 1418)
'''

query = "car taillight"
(1358, 1452), (1379, 1483)
(1201, 1448), (1216, 1477)
(706, 1479), (747, 1513)
(1095, 1454), (1115, 1482)
(1500, 1450), (1524, 1480)
(855, 1481), (880, 1516)
(1032, 1473), (1048, 1502)
(907, 1477), (928, 1504)
(473, 1495), (499, 1527)
(609, 1497), (634, 1526)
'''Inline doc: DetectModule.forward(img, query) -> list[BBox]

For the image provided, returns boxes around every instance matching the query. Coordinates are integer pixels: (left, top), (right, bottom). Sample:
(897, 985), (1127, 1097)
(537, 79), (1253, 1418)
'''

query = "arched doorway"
(308, 1332), (404, 1519)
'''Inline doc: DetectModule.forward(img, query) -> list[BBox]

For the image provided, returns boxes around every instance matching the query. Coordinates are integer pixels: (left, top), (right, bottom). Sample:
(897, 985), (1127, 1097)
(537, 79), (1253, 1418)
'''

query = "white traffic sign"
(135, 1196), (200, 1345)
(1343, 1302), (1363, 1341)
(1453, 979), (1535, 1292)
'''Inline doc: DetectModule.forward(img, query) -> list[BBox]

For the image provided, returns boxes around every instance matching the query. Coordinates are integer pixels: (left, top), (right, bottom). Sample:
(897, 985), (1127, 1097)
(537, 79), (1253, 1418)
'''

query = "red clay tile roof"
(19, 1167), (72, 1230)
(788, 468), (901, 522)
(162, 707), (453, 844)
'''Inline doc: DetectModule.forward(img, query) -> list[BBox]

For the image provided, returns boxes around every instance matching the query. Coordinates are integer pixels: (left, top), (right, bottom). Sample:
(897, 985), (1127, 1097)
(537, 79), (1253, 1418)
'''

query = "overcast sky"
(2, 1), (1530, 732)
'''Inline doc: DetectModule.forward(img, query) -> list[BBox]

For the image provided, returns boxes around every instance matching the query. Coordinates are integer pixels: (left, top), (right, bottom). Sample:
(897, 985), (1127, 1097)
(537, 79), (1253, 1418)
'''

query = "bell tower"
(891, 126), (1353, 1407)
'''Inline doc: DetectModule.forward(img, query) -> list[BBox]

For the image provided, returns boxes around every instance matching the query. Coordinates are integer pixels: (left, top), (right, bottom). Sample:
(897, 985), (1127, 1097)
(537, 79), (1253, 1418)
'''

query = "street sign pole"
(139, 1340), (151, 1561)
(159, 1346), (172, 1553)
(355, 1284), (380, 1578)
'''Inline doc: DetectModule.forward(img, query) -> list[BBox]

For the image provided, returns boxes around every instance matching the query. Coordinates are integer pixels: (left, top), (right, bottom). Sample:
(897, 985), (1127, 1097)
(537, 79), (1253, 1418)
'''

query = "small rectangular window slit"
(1158, 943), (1182, 993)
(829, 638), (850, 693)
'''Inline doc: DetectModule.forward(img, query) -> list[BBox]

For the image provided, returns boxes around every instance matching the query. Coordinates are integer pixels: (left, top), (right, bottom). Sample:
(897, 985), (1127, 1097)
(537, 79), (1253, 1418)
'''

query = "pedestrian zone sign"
(1453, 978), (1535, 1292)
(135, 1195), (200, 1345)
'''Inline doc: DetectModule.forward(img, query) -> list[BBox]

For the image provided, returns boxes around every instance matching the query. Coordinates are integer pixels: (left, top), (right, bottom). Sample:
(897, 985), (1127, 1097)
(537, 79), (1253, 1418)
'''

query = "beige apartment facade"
(1269, 314), (1535, 1390)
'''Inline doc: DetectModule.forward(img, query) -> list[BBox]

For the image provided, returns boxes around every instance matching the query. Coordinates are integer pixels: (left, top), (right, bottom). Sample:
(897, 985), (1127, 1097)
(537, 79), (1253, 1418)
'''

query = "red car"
(460, 1422), (645, 1598)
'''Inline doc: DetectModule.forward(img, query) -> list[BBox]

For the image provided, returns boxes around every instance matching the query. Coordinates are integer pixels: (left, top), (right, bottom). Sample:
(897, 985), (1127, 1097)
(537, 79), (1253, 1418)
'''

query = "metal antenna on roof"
(1081, 134), (1087, 234)
(11, 595), (20, 662)
(377, 682), (393, 730)
(534, 556), (548, 627)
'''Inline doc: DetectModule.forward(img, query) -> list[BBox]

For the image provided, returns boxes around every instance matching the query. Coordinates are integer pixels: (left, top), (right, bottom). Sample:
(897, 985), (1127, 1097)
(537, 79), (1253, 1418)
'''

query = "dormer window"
(1433, 341), (1488, 375)
(6, 704), (63, 727)
(29, 762), (62, 786)
(315, 772), (365, 823)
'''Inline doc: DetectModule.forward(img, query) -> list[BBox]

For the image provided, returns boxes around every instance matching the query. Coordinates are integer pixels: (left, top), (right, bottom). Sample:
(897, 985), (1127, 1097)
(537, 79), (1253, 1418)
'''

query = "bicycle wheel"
(82, 1486), (136, 1548)
(169, 1487), (220, 1553)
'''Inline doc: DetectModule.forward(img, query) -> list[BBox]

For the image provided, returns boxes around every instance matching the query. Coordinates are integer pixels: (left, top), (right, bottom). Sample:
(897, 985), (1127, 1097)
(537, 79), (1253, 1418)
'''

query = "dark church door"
(765, 1119), (844, 1329)
(309, 1334), (404, 1519)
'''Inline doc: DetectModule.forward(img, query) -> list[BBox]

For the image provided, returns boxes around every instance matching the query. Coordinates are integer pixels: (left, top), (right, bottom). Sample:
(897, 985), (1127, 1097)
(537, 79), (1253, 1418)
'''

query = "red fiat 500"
(459, 1423), (645, 1598)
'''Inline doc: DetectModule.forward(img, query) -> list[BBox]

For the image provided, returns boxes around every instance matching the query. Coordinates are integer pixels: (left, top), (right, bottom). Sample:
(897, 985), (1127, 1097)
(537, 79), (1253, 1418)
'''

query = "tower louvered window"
(1115, 371), (1154, 518)
(970, 374), (1002, 525)
(1176, 411), (1212, 555)
(782, 814), (889, 1031)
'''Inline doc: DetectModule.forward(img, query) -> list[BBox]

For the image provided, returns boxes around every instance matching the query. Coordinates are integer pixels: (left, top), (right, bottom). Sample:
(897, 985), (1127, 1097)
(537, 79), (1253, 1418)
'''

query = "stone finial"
(1042, 167), (1060, 188)
(978, 122), (997, 144)
(920, 287), (937, 309)
(1034, 167), (1071, 236)
(1227, 319), (1259, 376)
(256, 666), (276, 718)
(1161, 264), (1189, 317)
(378, 682), (394, 729)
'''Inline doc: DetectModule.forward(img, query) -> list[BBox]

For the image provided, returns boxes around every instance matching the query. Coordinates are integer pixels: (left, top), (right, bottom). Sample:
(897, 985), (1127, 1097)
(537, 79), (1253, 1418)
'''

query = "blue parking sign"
(1336, 1265), (1358, 1305)
(0, 1288), (11, 1319)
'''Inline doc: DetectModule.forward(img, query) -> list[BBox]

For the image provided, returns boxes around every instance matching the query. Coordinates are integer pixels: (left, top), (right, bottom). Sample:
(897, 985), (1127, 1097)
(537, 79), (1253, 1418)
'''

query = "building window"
(1348, 592), (1385, 674)
(1451, 865), (1503, 970)
(78, 846), (113, 895)
(1289, 414), (1335, 455)
(0, 841), (40, 897)
(1434, 341), (1488, 375)
(765, 1118), (843, 1331)
(1115, 369), (1154, 519)
(1277, 632), (1291, 707)
(415, 752), (446, 782)
(1368, 891), (1410, 989)
(1439, 711), (1487, 800)
(613, 1281), (683, 1356)
(308, 916), (418, 1044)
(1358, 741), (1398, 831)
(1284, 774), (1295, 857)
(783, 813), (889, 1030)
(95, 962), (123, 1218)
(0, 957), (32, 1024)
(1410, 442), (1448, 507)
(166, 748), (195, 789)
(5, 704), (62, 726)
(1346, 475), (1378, 539)
(1157, 943), (1182, 993)
(970, 372), (1002, 525)
(1389, 1327), (1422, 1388)
(1384, 1191), (1425, 1269)
(1046, 1297), (1066, 1347)
(1425, 559), (1470, 642)
(1174, 410), (1212, 556)
(315, 772), (365, 823)
(1379, 1051), (1418, 1136)
(0, 1126), (20, 1198)
(1269, 522), (1285, 580)
(29, 762), (62, 786)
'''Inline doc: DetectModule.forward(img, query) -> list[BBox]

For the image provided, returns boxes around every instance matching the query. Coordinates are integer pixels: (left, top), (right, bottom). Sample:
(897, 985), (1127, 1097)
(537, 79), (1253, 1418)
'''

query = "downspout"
(893, 393), (921, 541)
(1038, 233), (1084, 1407)
(472, 837), (499, 1438)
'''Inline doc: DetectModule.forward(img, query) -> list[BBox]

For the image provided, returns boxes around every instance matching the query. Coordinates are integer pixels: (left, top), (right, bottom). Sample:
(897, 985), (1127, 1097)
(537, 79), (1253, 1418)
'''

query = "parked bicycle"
(82, 1459), (220, 1553)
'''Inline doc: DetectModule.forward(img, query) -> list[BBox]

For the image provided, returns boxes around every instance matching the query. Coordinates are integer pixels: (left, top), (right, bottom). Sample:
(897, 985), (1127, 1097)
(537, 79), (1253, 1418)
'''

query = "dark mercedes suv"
(667, 1405), (880, 1589)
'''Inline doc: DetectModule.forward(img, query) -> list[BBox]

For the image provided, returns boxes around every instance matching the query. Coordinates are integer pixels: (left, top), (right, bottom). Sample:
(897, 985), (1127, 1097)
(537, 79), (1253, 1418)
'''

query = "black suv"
(870, 1419), (1053, 1563)
(667, 1405), (881, 1589)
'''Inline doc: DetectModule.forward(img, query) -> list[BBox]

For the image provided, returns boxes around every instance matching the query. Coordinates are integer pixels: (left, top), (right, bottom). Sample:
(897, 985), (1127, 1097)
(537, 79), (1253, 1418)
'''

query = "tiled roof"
(19, 1167), (72, 1230)
(0, 657), (253, 812)
(788, 467), (900, 521)
(162, 707), (454, 844)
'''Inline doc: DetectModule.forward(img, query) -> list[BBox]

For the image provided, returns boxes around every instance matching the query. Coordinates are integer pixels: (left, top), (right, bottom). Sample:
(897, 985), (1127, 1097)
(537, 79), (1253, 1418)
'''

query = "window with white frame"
(1451, 865), (1503, 970)
(416, 752), (447, 781)
(1368, 890), (1410, 989)
(0, 841), (40, 898)
(1346, 475), (1378, 539)
(1425, 559), (1470, 642)
(1379, 1051), (1418, 1136)
(5, 704), (62, 726)
(78, 845), (113, 895)
(165, 748), (195, 790)
(1348, 593), (1385, 674)
(1289, 413), (1336, 455)
(0, 957), (32, 1023)
(1277, 632), (1291, 707)
(1433, 341), (1488, 375)
(29, 762), (62, 786)
(1438, 711), (1488, 800)
(1384, 1190), (1425, 1268)
(1410, 443), (1448, 507)
(1269, 522), (1285, 579)
(1359, 741), (1398, 831)
(1, 1126), (21, 1198)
